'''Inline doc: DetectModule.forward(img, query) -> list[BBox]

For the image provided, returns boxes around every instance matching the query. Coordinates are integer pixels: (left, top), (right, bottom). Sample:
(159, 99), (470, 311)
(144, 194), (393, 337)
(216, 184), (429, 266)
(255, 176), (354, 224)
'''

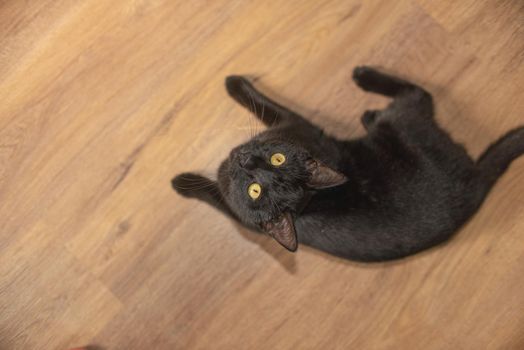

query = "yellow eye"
(270, 153), (286, 166)
(248, 183), (262, 200)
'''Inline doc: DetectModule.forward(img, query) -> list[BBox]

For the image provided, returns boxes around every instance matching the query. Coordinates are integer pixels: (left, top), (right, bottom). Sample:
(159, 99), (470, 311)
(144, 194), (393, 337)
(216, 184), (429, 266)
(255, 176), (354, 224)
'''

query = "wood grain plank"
(0, 0), (523, 349)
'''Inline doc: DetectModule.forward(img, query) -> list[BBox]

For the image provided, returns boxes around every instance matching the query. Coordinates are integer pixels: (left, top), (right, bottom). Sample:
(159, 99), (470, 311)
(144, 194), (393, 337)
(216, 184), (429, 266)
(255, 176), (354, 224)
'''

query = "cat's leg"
(172, 173), (239, 221)
(225, 76), (313, 128)
(354, 67), (469, 166)
(352, 66), (433, 119)
(352, 66), (429, 98)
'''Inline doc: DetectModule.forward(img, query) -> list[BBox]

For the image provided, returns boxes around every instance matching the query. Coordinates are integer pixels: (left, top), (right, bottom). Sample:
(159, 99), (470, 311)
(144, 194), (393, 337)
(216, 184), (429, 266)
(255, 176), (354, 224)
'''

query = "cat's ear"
(262, 212), (298, 252)
(305, 159), (347, 189)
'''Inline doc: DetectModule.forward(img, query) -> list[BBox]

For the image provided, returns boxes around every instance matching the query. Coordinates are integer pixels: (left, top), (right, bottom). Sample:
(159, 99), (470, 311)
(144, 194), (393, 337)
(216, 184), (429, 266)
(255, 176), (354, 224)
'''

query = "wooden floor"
(1, 1), (523, 349)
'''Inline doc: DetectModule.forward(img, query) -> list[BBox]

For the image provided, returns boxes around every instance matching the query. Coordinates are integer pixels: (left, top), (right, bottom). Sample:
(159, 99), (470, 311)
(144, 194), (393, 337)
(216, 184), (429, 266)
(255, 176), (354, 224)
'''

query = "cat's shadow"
(232, 222), (298, 273)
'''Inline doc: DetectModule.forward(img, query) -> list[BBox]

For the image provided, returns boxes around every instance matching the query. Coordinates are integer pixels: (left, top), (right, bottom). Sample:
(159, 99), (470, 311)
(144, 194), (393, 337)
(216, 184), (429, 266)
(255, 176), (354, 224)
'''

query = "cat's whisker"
(213, 127), (255, 132)
(243, 90), (254, 138)
(255, 94), (262, 135)
(176, 181), (213, 187)
(260, 97), (266, 134)
(234, 126), (258, 131)
(211, 187), (225, 199)
(181, 170), (217, 179)
(249, 90), (257, 136)
(174, 182), (218, 191)
(247, 88), (259, 137)
(175, 177), (213, 184)
(207, 186), (226, 204)
(272, 109), (280, 128)
(174, 179), (216, 186)
(269, 196), (282, 215)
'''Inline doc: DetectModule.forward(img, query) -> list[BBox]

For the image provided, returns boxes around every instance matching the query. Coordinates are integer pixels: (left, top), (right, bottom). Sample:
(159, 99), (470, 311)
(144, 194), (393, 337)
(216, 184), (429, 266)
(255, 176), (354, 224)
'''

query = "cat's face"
(218, 132), (347, 251)
(218, 136), (310, 226)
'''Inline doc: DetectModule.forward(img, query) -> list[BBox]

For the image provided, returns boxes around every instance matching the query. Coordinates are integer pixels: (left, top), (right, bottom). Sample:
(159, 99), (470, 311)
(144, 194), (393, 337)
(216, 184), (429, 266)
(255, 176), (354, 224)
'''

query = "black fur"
(172, 66), (524, 261)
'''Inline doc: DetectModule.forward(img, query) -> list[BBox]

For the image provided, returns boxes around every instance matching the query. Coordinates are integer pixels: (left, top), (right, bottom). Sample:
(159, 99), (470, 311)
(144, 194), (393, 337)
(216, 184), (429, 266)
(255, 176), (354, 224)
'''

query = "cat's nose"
(240, 154), (257, 170)
(231, 148), (258, 170)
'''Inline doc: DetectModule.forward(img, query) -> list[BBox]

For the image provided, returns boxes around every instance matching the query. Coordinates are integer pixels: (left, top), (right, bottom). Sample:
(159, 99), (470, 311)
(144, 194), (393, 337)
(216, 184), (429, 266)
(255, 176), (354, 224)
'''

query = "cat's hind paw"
(361, 110), (378, 130)
(352, 66), (383, 92)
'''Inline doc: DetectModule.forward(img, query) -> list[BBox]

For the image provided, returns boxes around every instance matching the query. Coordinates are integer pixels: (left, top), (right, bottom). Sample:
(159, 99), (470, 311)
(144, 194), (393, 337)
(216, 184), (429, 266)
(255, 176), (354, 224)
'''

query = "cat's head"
(217, 132), (346, 251)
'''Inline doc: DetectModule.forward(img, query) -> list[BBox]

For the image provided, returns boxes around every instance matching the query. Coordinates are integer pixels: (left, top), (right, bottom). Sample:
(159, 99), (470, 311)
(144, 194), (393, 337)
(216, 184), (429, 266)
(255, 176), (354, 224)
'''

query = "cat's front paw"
(225, 75), (252, 97)
(171, 173), (212, 198)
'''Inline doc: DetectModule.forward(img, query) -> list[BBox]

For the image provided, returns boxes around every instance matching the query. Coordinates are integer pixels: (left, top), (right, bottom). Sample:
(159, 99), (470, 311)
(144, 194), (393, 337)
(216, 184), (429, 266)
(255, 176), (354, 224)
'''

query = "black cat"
(172, 66), (524, 261)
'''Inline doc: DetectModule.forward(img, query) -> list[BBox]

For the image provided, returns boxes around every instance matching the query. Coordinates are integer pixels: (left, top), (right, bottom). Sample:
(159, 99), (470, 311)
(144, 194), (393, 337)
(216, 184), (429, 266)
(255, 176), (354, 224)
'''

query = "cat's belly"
(294, 191), (474, 262)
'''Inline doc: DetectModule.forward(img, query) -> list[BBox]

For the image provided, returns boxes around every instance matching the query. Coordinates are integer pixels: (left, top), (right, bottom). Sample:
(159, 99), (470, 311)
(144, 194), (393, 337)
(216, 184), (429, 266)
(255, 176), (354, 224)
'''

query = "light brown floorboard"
(0, 1), (523, 349)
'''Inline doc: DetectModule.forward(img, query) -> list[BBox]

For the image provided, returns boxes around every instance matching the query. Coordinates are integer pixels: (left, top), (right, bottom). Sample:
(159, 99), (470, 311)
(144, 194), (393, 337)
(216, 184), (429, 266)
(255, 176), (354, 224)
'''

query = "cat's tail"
(476, 126), (524, 192)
